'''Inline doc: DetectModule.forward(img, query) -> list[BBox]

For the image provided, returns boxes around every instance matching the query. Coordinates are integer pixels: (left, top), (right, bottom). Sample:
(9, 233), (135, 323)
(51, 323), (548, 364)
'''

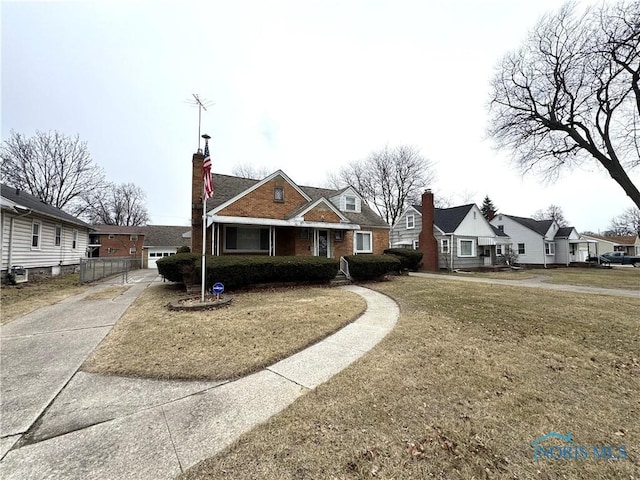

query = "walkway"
(0, 273), (399, 480)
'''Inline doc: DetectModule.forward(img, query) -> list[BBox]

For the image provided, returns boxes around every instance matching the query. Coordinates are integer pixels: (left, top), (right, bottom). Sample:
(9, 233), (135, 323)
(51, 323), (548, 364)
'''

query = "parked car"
(600, 252), (640, 267)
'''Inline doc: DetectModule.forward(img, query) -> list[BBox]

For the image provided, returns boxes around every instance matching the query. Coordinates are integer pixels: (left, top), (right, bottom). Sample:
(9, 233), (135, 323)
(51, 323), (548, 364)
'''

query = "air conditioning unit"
(10, 266), (28, 284)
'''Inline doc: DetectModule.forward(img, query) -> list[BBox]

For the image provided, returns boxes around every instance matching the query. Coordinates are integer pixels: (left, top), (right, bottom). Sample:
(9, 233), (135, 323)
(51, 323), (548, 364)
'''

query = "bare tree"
(83, 182), (149, 226)
(0, 130), (107, 215)
(232, 163), (271, 179)
(327, 145), (436, 226)
(532, 204), (570, 227)
(608, 207), (640, 234)
(488, 1), (640, 209)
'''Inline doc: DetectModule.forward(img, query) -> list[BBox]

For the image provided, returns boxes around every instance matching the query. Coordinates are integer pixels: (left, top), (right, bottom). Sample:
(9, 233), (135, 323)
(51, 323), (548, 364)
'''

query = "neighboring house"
(579, 233), (640, 257)
(392, 192), (512, 270)
(88, 225), (146, 260)
(489, 214), (593, 266)
(1, 184), (92, 282)
(190, 157), (390, 259)
(143, 225), (190, 269)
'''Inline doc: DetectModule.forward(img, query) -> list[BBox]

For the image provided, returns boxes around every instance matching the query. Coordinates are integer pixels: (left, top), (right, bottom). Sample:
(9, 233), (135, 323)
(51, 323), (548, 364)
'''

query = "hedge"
(156, 254), (339, 289)
(383, 248), (423, 271)
(343, 254), (401, 281)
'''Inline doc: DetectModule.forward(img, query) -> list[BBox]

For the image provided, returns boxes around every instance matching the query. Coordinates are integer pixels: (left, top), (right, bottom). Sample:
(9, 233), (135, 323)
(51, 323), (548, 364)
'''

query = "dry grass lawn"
(467, 266), (640, 290)
(0, 273), (87, 324)
(83, 283), (366, 380)
(180, 276), (639, 480)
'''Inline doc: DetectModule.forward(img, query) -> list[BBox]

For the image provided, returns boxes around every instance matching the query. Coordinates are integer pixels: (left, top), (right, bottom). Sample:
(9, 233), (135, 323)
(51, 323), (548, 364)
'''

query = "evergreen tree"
(481, 195), (497, 220)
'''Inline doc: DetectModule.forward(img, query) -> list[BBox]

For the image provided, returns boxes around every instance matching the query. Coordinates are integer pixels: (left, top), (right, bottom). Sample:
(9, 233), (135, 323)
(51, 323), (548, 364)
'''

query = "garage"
(147, 249), (176, 269)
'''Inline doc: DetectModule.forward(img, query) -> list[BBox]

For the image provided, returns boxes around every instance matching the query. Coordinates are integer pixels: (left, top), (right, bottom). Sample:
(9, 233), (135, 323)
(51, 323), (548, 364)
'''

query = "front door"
(316, 229), (329, 257)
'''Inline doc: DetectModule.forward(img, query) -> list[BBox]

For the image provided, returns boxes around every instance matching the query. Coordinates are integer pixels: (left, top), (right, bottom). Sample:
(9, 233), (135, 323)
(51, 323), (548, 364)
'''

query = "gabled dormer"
(330, 187), (362, 214)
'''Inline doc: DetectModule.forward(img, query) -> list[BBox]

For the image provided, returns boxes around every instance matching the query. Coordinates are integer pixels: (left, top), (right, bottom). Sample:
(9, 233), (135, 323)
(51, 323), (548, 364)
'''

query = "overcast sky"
(2, 0), (637, 232)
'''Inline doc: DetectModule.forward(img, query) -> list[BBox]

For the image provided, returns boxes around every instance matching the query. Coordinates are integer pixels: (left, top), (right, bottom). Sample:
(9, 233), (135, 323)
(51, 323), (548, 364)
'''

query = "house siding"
(390, 208), (421, 248)
(435, 233), (484, 270)
(491, 216), (546, 265)
(1, 212), (88, 273)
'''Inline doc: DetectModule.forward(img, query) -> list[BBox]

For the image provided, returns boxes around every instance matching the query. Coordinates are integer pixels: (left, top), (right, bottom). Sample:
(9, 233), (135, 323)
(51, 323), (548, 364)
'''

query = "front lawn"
(180, 276), (639, 479)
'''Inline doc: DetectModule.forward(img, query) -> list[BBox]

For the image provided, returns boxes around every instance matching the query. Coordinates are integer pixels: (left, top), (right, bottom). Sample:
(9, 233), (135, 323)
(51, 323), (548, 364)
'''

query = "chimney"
(418, 189), (438, 271)
(191, 151), (205, 254)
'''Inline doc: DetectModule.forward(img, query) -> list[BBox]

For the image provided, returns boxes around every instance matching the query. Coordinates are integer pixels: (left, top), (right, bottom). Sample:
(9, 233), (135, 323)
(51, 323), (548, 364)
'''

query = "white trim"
(208, 214), (360, 230)
(440, 238), (450, 254)
(457, 238), (476, 257)
(294, 197), (351, 223)
(406, 214), (415, 229)
(31, 220), (42, 250)
(354, 231), (373, 254)
(210, 170), (311, 215)
(54, 224), (62, 247)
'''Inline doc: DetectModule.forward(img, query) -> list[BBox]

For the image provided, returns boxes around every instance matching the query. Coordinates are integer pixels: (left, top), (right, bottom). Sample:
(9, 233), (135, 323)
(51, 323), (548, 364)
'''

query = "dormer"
(331, 187), (362, 214)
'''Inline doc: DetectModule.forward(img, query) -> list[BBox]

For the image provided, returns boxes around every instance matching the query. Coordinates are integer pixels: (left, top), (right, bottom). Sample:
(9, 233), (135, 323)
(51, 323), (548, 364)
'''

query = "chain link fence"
(79, 257), (142, 284)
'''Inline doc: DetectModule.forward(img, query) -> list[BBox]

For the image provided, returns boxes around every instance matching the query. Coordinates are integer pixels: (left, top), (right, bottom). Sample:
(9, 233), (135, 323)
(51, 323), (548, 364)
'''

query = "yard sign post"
(201, 134), (213, 303)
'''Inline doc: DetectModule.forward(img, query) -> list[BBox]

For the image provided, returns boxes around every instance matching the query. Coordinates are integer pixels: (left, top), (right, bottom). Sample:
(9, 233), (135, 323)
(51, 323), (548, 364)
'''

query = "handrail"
(339, 256), (351, 279)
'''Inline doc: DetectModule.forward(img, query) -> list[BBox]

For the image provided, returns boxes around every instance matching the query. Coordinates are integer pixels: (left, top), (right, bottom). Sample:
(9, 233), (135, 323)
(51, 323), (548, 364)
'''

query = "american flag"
(202, 139), (213, 200)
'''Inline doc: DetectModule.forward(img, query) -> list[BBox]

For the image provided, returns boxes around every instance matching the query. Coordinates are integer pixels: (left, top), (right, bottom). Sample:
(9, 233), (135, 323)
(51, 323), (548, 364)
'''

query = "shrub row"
(343, 254), (401, 281)
(383, 248), (423, 271)
(156, 254), (339, 290)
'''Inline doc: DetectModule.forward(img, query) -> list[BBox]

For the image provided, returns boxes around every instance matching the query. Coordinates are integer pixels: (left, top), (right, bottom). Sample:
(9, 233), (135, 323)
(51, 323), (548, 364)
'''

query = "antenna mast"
(186, 94), (214, 153)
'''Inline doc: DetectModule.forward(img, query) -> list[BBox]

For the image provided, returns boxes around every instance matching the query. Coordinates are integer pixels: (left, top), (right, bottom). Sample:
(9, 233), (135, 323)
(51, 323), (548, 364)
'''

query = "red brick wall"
(303, 205), (341, 223)
(418, 190), (438, 271)
(192, 152), (205, 254)
(98, 234), (144, 258)
(218, 178), (307, 219)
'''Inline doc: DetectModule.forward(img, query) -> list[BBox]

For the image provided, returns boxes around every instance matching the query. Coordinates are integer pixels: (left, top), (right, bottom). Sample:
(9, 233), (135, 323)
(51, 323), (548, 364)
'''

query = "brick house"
(88, 225), (145, 259)
(191, 152), (390, 258)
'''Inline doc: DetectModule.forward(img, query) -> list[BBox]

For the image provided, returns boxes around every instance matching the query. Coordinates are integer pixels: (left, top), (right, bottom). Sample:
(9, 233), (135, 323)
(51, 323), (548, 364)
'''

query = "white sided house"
(490, 214), (590, 266)
(1, 184), (91, 282)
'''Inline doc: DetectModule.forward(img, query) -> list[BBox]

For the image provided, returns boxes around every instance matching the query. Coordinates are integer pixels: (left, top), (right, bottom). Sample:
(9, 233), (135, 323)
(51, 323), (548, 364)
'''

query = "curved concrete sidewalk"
(0, 277), (399, 480)
(409, 271), (640, 298)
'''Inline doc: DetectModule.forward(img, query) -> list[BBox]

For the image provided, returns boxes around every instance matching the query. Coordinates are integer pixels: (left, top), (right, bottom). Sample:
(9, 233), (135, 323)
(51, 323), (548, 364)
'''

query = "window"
(496, 245), (504, 255)
(72, 230), (78, 249)
(130, 234), (138, 241)
(497, 225), (504, 232)
(406, 215), (415, 229)
(458, 239), (476, 257)
(345, 195), (357, 212)
(300, 228), (309, 240)
(441, 238), (450, 254)
(31, 221), (41, 249)
(274, 187), (284, 202)
(518, 243), (526, 255)
(355, 231), (372, 253)
(412, 240), (419, 250)
(108, 234), (115, 239)
(545, 242), (555, 255)
(55, 225), (62, 247)
(130, 247), (137, 255)
(334, 230), (344, 241)
(570, 244), (577, 255)
(224, 226), (270, 252)
(107, 247), (116, 254)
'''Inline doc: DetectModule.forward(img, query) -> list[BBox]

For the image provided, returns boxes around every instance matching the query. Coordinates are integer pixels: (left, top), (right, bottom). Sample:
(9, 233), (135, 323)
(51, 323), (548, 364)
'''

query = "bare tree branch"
(488, 1), (640, 208)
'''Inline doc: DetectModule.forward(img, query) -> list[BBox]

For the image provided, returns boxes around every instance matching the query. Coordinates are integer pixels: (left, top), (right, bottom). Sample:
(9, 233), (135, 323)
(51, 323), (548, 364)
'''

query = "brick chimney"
(418, 189), (438, 271)
(191, 151), (205, 254)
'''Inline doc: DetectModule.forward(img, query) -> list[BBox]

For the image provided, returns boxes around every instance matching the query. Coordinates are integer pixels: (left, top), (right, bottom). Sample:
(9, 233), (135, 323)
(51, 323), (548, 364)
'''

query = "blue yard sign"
(212, 282), (224, 295)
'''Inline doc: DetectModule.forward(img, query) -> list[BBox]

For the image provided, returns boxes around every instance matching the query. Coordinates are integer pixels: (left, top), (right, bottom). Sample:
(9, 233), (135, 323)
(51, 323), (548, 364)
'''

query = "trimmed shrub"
(384, 248), (423, 271)
(176, 245), (191, 254)
(344, 254), (401, 281)
(156, 253), (199, 283)
(158, 254), (340, 290)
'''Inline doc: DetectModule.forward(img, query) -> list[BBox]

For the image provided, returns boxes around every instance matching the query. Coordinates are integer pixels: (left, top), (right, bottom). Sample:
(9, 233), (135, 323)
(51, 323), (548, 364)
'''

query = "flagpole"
(201, 134), (212, 303)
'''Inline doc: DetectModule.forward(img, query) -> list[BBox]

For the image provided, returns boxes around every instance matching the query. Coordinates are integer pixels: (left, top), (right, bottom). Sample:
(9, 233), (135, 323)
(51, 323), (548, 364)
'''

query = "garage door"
(148, 251), (176, 269)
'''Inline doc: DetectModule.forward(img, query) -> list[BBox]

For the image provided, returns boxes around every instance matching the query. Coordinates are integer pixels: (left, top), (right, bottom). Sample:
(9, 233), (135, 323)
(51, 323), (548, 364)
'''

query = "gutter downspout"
(543, 238), (547, 268)
(450, 234), (454, 271)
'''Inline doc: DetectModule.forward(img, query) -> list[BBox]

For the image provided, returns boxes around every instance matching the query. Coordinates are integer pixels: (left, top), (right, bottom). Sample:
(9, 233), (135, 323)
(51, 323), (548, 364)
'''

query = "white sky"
(2, 0), (637, 232)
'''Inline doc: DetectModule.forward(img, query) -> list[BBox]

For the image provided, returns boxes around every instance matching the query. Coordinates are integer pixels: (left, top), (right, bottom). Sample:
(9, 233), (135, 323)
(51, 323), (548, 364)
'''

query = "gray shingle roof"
(505, 215), (554, 236)
(143, 225), (190, 247)
(434, 204), (474, 234)
(207, 173), (389, 228)
(1, 183), (92, 229)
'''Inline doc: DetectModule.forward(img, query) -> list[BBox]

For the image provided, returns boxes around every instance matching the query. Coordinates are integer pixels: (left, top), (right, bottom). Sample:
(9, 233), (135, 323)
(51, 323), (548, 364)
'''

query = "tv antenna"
(185, 94), (214, 152)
